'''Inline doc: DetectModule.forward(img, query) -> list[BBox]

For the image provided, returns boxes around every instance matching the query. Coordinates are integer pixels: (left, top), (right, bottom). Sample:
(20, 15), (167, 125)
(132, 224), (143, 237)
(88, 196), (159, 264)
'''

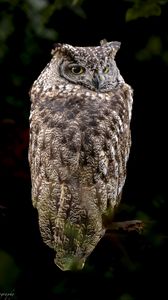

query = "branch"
(106, 220), (145, 233)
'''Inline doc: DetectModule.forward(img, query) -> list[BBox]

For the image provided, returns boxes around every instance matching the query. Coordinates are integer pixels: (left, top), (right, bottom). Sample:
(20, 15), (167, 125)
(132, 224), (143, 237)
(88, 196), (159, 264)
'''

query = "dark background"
(0, 0), (167, 299)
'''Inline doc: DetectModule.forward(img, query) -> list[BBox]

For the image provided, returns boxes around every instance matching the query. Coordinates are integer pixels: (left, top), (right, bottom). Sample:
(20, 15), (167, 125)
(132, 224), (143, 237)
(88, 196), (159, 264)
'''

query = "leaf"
(126, 2), (161, 21)
(0, 14), (14, 40)
(136, 36), (162, 60)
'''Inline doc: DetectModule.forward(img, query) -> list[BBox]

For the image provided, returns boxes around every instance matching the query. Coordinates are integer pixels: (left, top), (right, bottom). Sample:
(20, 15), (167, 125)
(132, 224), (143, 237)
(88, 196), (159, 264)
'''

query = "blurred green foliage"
(119, 294), (133, 300)
(136, 35), (162, 60)
(0, 250), (20, 292)
(0, 0), (167, 116)
(136, 35), (168, 63)
(0, 0), (87, 123)
(0, 0), (167, 298)
(0, 0), (85, 59)
(125, 0), (168, 21)
(0, 0), (167, 61)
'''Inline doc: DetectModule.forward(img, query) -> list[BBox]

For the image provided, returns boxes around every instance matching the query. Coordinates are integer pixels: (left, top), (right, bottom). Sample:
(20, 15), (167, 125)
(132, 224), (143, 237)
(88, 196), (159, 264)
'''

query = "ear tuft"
(108, 41), (121, 56)
(51, 43), (62, 56)
(100, 39), (108, 46)
(100, 40), (121, 56)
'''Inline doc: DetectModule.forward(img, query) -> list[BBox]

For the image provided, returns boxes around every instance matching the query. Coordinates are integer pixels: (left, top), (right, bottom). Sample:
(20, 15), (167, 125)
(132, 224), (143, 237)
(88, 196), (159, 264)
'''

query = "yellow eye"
(71, 66), (85, 75)
(103, 66), (109, 74)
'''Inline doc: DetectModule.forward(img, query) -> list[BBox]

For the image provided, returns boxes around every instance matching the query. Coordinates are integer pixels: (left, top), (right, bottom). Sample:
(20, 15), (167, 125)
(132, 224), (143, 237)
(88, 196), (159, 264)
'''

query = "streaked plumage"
(28, 40), (133, 271)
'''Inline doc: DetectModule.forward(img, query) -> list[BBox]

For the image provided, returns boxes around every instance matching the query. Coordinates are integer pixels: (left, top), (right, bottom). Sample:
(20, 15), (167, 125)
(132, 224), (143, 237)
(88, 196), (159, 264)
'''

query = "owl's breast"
(34, 87), (131, 187)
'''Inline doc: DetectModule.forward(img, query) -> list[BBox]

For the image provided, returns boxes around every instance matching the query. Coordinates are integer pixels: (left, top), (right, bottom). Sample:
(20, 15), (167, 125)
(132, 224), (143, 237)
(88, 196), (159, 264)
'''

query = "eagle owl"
(28, 40), (133, 271)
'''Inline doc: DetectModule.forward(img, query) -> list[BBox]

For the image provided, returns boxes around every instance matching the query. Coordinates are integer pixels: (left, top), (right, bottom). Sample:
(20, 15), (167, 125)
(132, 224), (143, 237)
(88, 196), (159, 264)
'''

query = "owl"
(28, 39), (133, 271)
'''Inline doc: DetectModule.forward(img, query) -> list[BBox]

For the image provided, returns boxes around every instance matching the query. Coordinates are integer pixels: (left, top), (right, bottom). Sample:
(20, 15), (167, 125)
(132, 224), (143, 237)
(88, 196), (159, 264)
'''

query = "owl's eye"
(70, 66), (85, 75)
(103, 66), (109, 74)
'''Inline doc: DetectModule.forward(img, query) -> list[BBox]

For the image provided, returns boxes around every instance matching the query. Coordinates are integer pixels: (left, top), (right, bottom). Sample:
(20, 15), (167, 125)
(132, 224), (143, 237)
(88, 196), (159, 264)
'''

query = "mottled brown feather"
(29, 41), (133, 271)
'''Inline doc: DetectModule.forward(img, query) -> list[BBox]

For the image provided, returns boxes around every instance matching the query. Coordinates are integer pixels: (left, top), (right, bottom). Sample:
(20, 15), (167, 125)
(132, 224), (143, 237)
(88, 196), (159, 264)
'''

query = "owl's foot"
(107, 220), (144, 233)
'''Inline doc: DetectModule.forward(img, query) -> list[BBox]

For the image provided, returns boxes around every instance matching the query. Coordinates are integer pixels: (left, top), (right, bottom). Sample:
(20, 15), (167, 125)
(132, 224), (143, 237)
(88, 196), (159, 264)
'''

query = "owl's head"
(49, 39), (124, 92)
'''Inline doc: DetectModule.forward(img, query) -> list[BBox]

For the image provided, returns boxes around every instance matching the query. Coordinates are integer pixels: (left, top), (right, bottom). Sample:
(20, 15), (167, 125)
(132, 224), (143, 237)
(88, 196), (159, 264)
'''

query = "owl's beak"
(92, 73), (105, 90)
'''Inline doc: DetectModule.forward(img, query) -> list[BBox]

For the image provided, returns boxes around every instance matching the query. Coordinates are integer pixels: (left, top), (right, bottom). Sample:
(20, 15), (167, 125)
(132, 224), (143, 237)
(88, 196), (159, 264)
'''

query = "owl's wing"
(29, 99), (83, 247)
